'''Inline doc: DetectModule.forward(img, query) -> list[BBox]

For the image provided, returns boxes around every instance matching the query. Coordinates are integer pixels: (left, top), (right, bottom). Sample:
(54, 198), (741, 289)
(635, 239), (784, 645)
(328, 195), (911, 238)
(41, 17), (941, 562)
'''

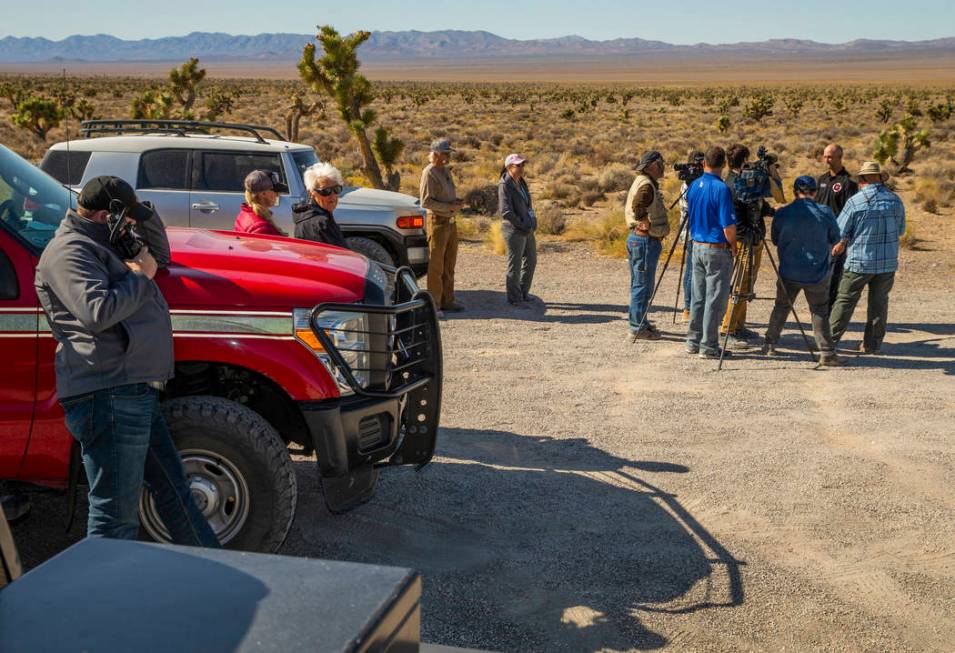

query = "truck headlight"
(293, 309), (370, 394)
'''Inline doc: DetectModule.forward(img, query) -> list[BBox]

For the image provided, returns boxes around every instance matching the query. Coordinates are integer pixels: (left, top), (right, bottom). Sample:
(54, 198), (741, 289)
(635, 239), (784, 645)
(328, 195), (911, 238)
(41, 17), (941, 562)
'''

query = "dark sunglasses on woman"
(313, 184), (343, 197)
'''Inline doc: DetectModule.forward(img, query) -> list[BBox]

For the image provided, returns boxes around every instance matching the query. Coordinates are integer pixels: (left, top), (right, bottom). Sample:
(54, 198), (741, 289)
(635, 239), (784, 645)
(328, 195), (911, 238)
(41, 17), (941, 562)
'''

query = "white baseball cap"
(504, 153), (527, 167)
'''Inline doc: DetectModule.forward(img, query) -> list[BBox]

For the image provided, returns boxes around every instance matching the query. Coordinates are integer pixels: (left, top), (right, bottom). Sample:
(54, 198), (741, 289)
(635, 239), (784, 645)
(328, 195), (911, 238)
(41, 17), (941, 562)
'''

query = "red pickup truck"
(0, 144), (442, 552)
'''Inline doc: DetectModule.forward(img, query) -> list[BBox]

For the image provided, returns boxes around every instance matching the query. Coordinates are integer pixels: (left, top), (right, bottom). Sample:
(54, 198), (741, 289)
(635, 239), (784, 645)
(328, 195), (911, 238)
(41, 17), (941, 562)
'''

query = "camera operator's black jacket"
(292, 200), (348, 249)
(725, 169), (776, 242)
(34, 210), (173, 399)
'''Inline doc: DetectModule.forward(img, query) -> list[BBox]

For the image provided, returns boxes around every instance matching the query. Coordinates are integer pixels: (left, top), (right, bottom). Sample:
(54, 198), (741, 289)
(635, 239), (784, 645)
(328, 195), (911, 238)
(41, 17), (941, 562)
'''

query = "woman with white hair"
(293, 161), (348, 248)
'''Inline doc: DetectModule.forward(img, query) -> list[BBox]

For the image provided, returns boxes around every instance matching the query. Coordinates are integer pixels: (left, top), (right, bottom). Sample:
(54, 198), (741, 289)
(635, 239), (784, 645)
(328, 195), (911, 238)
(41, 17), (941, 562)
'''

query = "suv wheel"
(346, 236), (396, 267)
(139, 396), (297, 553)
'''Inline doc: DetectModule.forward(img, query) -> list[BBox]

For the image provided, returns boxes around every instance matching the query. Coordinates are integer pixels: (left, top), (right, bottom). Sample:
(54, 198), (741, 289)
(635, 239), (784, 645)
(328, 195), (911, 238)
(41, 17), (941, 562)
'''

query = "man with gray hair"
(419, 139), (464, 315)
(624, 150), (669, 341)
(294, 162), (348, 248)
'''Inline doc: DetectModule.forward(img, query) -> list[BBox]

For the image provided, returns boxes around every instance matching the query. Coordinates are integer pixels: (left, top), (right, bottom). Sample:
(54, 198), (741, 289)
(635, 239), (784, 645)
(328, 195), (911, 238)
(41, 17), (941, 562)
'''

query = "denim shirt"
(837, 184), (906, 274)
(771, 199), (841, 284)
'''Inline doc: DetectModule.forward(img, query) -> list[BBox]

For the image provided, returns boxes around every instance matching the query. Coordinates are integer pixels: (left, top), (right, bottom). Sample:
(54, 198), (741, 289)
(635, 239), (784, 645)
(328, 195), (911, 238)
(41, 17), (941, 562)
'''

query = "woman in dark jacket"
(498, 153), (538, 307)
(293, 162), (348, 248)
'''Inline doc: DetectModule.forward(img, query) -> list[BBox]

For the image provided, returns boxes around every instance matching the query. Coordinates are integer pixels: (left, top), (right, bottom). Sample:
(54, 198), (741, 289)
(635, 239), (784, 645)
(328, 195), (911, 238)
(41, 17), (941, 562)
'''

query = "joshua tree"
(0, 81), (27, 112)
(873, 115), (930, 174)
(131, 89), (173, 120)
(743, 93), (774, 123)
(169, 57), (206, 116)
(299, 26), (403, 190)
(875, 98), (896, 124)
(70, 98), (99, 121)
(285, 93), (324, 142)
(201, 88), (235, 122)
(372, 126), (404, 192)
(10, 96), (64, 141)
(716, 115), (731, 133)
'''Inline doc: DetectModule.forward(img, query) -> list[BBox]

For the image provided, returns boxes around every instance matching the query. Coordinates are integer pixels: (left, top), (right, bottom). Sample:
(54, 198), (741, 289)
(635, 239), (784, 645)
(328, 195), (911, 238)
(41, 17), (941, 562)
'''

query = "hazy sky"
(7, 0), (953, 43)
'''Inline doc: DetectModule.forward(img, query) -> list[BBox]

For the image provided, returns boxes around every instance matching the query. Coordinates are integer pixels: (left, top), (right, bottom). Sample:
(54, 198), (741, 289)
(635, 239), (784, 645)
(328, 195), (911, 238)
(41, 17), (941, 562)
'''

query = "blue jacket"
(771, 198), (840, 284)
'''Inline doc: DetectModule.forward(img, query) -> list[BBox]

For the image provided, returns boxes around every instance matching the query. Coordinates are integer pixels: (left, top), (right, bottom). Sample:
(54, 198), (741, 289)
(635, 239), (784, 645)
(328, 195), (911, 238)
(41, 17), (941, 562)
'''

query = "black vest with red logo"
(815, 168), (859, 218)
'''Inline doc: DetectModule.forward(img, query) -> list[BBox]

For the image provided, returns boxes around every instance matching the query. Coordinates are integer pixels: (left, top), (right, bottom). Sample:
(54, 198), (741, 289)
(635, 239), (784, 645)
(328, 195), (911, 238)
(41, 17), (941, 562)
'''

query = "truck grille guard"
(308, 267), (443, 401)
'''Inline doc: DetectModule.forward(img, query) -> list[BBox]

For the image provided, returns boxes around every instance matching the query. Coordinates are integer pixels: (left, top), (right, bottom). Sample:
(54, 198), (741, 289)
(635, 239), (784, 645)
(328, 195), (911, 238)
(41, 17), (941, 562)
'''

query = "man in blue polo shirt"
(762, 176), (842, 365)
(685, 146), (737, 358)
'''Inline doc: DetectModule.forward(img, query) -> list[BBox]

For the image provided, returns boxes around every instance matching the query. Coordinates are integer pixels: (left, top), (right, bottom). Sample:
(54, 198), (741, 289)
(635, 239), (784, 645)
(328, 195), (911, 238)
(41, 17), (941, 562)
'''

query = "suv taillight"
(396, 215), (424, 229)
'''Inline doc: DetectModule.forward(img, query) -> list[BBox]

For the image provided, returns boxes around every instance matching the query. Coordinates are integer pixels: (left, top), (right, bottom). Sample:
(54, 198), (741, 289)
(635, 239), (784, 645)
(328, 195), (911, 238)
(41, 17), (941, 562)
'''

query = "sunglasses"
(313, 185), (343, 197)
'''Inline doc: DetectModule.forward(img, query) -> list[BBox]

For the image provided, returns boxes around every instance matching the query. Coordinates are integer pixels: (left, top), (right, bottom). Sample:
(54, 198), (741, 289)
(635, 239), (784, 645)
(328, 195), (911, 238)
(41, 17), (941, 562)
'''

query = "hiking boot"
(727, 335), (752, 350)
(761, 341), (777, 356)
(630, 328), (662, 342)
(819, 352), (843, 366)
(699, 347), (731, 360)
(443, 302), (466, 313)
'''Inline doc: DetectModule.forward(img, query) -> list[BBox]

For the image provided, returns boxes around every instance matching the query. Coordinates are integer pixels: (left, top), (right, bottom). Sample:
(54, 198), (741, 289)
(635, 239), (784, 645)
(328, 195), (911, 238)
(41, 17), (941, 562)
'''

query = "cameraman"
(34, 176), (219, 546)
(721, 144), (785, 348)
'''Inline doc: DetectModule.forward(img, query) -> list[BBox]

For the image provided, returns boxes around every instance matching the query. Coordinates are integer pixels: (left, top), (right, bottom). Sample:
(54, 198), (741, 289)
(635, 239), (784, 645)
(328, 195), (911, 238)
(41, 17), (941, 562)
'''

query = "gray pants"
(503, 224), (537, 303)
(764, 275), (835, 353)
(686, 245), (733, 353)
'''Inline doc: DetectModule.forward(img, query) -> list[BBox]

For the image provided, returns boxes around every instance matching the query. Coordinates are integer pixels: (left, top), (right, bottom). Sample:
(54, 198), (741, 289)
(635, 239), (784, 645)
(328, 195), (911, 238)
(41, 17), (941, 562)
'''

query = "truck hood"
(157, 228), (368, 309)
(339, 187), (420, 210)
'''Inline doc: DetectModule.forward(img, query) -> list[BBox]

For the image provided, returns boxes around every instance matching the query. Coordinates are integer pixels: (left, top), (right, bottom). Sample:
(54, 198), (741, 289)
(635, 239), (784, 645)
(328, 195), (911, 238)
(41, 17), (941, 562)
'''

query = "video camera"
(106, 199), (149, 260)
(734, 146), (778, 205)
(674, 152), (705, 183)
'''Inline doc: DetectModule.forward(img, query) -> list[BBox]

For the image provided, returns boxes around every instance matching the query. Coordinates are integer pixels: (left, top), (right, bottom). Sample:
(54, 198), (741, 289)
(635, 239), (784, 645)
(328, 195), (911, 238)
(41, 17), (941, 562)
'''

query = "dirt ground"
(12, 220), (954, 651)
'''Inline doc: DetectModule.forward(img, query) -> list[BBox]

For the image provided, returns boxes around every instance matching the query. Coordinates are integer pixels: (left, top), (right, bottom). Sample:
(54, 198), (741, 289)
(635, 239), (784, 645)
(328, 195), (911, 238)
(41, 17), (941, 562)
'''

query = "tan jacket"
(419, 164), (458, 219)
(625, 174), (669, 239)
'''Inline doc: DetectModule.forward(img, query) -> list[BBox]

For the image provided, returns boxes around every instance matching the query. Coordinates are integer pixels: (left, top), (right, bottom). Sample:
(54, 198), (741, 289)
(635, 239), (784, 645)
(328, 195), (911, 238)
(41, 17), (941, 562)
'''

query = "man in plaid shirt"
(829, 161), (906, 354)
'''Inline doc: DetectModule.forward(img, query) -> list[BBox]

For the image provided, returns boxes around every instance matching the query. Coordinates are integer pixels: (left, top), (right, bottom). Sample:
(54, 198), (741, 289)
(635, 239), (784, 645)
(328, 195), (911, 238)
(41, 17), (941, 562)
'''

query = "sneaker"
(699, 348), (731, 360)
(727, 335), (751, 350)
(685, 343), (700, 354)
(761, 341), (777, 356)
(681, 309), (690, 322)
(732, 327), (759, 340)
(862, 346), (881, 355)
(646, 322), (661, 334)
(630, 328), (662, 342)
(443, 302), (466, 313)
(819, 352), (843, 366)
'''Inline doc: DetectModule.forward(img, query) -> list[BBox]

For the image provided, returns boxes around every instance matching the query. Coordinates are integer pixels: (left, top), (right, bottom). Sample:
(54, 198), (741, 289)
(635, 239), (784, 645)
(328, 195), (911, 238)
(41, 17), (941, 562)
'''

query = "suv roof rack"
(78, 119), (286, 144)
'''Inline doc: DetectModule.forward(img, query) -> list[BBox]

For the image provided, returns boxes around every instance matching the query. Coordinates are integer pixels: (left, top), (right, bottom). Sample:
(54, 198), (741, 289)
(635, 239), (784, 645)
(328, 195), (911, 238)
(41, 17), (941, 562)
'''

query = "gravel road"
(12, 239), (954, 652)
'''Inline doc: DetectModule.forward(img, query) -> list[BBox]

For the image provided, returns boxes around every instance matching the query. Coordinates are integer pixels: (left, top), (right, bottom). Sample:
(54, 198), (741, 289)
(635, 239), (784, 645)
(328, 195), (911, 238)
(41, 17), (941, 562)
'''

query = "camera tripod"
(633, 201), (818, 371)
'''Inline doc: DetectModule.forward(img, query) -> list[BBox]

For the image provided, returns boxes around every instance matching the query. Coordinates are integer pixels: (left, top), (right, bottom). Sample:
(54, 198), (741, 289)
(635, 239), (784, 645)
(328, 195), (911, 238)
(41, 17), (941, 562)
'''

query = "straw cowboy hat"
(856, 161), (890, 182)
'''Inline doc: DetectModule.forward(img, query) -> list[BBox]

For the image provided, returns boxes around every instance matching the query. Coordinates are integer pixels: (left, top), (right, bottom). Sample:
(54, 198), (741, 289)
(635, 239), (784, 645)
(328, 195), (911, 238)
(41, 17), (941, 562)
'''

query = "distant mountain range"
(2, 30), (955, 63)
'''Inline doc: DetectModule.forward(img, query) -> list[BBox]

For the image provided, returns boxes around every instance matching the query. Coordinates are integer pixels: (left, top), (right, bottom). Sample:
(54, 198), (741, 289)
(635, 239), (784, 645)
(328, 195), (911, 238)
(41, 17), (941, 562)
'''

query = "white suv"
(42, 120), (429, 275)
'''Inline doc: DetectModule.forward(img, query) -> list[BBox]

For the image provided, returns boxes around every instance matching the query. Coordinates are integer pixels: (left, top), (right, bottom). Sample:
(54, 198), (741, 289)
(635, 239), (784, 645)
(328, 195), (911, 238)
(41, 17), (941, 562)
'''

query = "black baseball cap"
(636, 150), (664, 171)
(78, 176), (153, 222)
(244, 169), (289, 194)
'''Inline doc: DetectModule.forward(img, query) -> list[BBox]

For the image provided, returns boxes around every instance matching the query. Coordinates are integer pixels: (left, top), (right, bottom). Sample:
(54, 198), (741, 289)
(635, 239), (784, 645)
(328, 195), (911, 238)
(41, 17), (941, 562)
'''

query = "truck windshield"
(0, 145), (74, 252)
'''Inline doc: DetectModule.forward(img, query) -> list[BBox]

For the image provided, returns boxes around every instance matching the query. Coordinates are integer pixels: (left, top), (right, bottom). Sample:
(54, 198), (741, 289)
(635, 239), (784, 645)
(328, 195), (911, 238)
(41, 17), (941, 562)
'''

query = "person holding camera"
(677, 151), (705, 321)
(234, 169), (289, 236)
(721, 144), (785, 349)
(762, 176), (842, 365)
(685, 147), (737, 359)
(34, 176), (219, 545)
(816, 144), (859, 309)
(625, 150), (669, 341)
(498, 153), (538, 308)
(420, 139), (465, 316)
(829, 162), (906, 354)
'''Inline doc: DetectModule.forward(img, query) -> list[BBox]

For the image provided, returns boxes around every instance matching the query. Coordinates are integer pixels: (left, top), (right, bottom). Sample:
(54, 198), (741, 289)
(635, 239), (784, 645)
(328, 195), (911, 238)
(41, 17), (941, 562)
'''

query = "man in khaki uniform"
(419, 139), (464, 315)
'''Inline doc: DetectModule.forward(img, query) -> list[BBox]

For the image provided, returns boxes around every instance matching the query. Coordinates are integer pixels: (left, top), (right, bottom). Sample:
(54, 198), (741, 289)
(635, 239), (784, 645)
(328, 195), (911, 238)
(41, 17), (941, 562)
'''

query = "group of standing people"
(626, 141), (906, 364)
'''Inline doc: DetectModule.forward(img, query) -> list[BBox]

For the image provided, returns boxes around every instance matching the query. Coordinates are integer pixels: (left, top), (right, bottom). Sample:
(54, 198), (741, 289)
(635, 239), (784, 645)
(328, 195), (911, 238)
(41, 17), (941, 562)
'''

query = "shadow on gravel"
(285, 429), (745, 652)
(448, 290), (675, 326)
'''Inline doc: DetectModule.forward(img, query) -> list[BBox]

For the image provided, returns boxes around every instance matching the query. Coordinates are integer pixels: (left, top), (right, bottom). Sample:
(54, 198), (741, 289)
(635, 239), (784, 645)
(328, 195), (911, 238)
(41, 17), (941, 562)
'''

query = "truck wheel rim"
(139, 448), (251, 546)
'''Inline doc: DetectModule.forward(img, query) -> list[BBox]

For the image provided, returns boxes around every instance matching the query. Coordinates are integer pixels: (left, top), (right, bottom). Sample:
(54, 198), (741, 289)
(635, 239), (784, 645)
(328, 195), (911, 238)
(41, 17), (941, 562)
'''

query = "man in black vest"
(816, 143), (859, 309)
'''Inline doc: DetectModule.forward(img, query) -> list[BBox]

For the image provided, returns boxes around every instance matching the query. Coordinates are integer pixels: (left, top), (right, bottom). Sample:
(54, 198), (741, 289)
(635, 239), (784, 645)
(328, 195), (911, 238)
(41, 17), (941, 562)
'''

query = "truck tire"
(346, 236), (396, 267)
(139, 396), (297, 553)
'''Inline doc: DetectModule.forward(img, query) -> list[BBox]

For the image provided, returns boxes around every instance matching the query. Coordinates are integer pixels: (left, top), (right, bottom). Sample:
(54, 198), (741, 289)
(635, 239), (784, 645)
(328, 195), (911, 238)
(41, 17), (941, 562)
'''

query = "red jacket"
(234, 203), (285, 236)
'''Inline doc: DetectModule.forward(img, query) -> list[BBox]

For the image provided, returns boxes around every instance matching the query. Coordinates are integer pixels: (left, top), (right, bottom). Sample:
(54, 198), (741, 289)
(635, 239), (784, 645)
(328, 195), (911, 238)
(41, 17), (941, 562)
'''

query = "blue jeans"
(686, 245), (734, 353)
(682, 240), (694, 310)
(60, 383), (220, 546)
(627, 234), (662, 332)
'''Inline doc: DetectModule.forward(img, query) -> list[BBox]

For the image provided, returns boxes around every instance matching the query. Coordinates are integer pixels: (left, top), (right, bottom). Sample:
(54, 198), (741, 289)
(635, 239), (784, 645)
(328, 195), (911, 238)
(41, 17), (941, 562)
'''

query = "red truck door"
(0, 230), (38, 480)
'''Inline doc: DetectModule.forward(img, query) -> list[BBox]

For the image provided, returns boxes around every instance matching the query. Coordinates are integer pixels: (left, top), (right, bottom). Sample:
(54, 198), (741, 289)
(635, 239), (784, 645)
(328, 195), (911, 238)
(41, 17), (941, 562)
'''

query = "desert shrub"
(597, 163), (634, 193)
(563, 210), (628, 257)
(535, 204), (566, 236)
(456, 216), (490, 240)
(899, 224), (920, 250)
(464, 183), (499, 216)
(484, 220), (506, 255)
(579, 191), (605, 207)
